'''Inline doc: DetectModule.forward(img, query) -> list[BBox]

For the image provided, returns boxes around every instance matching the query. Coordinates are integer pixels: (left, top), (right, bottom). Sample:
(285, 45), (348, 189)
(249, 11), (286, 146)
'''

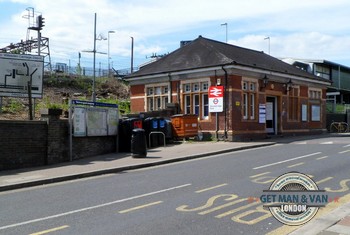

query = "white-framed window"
(250, 93), (255, 119)
(193, 94), (200, 115)
(185, 95), (191, 114)
(202, 82), (209, 91)
(309, 89), (322, 100)
(202, 93), (209, 119)
(182, 80), (209, 120)
(184, 84), (191, 93)
(242, 80), (256, 120)
(146, 84), (169, 111)
(288, 87), (299, 121)
(243, 93), (248, 119)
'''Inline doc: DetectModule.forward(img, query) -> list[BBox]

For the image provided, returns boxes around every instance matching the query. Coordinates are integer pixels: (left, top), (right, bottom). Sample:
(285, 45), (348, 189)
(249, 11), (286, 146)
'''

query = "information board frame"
(69, 99), (119, 161)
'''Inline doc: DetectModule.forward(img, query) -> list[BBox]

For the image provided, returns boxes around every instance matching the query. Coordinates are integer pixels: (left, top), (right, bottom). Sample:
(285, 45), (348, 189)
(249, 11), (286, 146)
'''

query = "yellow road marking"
(316, 156), (328, 160)
(29, 225), (69, 235)
(325, 179), (350, 192)
(339, 149), (350, 154)
(316, 177), (333, 184)
(287, 162), (304, 168)
(195, 184), (228, 193)
(249, 172), (271, 178)
(266, 193), (350, 235)
(199, 198), (246, 215)
(118, 201), (163, 214)
(216, 200), (260, 218)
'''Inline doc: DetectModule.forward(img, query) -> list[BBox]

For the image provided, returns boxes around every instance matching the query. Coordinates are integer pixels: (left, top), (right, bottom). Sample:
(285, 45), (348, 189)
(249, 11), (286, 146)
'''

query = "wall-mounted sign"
(259, 104), (266, 124)
(208, 86), (224, 113)
(0, 53), (44, 98)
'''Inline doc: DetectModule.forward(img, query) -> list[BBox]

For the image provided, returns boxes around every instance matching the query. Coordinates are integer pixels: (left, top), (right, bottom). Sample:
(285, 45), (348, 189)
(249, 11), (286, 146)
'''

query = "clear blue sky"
(1, 0), (350, 71)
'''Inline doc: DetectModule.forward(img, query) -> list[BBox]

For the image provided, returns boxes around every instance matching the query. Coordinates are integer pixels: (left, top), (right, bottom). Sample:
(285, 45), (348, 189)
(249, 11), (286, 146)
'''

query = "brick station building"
(126, 36), (331, 140)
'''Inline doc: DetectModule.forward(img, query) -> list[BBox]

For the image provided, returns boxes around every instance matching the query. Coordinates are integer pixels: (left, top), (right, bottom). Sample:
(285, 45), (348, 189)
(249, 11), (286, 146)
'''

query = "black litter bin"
(131, 128), (147, 158)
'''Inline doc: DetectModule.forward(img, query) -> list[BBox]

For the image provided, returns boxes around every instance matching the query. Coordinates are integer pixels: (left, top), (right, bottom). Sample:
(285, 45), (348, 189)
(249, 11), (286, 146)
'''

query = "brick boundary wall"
(0, 120), (47, 170)
(0, 114), (118, 171)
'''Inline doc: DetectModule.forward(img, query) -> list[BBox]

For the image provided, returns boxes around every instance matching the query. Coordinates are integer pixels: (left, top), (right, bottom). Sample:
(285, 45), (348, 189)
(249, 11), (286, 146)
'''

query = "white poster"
(302, 104), (308, 121)
(73, 107), (86, 137)
(108, 109), (119, 136)
(259, 104), (266, 124)
(86, 108), (108, 136)
(266, 102), (273, 120)
(311, 105), (321, 121)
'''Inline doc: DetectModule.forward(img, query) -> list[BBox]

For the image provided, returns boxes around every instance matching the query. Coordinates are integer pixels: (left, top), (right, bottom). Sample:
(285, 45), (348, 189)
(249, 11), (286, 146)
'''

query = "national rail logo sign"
(208, 86), (224, 113)
(259, 172), (331, 226)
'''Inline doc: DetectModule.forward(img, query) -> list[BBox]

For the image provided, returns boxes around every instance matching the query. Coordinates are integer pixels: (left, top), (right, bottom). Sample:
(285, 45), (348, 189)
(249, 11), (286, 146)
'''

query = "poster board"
(71, 100), (119, 137)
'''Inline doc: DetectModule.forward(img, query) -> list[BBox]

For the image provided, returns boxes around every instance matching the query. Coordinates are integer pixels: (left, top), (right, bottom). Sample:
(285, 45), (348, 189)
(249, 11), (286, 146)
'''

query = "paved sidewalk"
(289, 198), (350, 235)
(0, 141), (273, 192)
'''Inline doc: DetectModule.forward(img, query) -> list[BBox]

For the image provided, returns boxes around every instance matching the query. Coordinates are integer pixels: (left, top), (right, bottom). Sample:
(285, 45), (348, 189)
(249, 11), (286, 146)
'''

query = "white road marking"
(339, 149), (350, 154)
(343, 144), (350, 148)
(118, 201), (163, 214)
(0, 184), (191, 231)
(195, 183), (228, 193)
(320, 141), (333, 145)
(253, 152), (322, 170)
(316, 156), (328, 160)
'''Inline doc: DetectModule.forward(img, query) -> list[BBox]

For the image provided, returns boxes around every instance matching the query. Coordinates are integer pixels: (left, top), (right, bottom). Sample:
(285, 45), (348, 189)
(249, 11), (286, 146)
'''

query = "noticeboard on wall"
(71, 100), (119, 137)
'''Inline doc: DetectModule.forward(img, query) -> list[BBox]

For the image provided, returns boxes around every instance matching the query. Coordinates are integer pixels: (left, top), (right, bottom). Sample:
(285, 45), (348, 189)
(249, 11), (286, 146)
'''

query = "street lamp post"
(108, 30), (115, 77)
(130, 36), (134, 73)
(221, 23), (228, 43)
(92, 13), (97, 102)
(90, 13), (106, 101)
(264, 36), (270, 55)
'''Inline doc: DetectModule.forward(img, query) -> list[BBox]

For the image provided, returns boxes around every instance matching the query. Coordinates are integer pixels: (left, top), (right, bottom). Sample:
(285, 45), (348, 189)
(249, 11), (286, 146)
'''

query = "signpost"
(209, 86), (224, 112)
(209, 86), (224, 140)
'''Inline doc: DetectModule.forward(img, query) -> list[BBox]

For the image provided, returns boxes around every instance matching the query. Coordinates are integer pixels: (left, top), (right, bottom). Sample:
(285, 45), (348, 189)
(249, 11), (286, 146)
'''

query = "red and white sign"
(209, 86), (224, 112)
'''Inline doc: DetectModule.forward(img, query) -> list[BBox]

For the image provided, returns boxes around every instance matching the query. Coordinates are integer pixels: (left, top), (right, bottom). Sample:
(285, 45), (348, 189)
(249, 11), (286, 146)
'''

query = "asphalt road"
(1, 136), (350, 235)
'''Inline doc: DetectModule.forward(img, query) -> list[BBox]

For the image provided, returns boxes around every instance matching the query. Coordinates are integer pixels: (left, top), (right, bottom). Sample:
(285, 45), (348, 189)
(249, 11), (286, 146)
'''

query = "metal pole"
(108, 31), (115, 77)
(69, 99), (73, 161)
(131, 36), (134, 73)
(264, 37), (270, 55)
(221, 23), (227, 43)
(108, 32), (110, 76)
(93, 13), (97, 102)
(216, 112), (219, 141)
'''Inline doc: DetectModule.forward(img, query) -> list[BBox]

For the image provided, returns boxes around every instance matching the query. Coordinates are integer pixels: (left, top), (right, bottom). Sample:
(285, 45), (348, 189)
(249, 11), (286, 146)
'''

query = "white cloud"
(1, 0), (350, 68)
(230, 32), (350, 64)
